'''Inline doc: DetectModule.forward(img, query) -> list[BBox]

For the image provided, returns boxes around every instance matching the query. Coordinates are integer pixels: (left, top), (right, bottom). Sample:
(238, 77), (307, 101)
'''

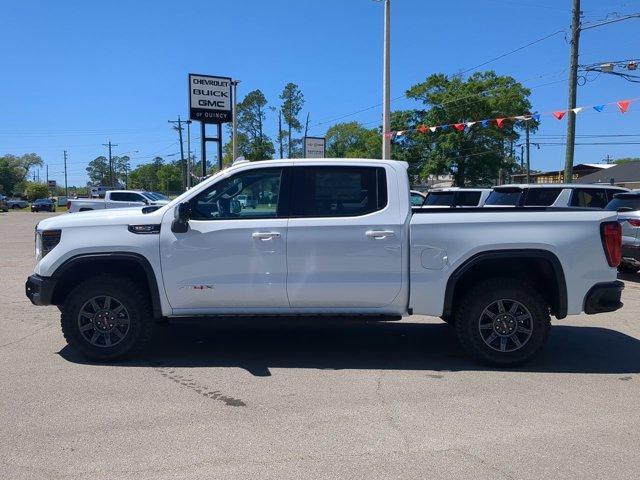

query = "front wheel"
(61, 274), (153, 361)
(455, 278), (550, 367)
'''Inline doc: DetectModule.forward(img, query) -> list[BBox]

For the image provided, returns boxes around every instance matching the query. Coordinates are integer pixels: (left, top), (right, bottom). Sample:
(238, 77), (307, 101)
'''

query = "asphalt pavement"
(1, 211), (639, 479)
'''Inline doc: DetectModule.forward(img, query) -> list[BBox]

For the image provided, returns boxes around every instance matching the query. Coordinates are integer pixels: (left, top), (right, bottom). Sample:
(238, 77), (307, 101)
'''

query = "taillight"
(601, 221), (622, 267)
(627, 219), (640, 227)
(66, 201), (71, 210)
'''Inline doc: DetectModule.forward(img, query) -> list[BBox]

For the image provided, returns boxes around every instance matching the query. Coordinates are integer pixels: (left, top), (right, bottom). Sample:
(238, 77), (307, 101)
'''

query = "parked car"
(0, 195), (8, 212)
(31, 198), (56, 212)
(27, 158), (623, 367)
(6, 198), (29, 209)
(421, 188), (491, 208)
(485, 184), (628, 208)
(606, 190), (640, 273)
(67, 190), (170, 212)
(410, 190), (426, 206)
(236, 194), (257, 209)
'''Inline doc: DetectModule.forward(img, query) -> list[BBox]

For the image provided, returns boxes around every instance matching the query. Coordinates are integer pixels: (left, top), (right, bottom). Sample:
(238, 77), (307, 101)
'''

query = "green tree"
(395, 71), (536, 186)
(156, 161), (182, 194)
(0, 153), (43, 194)
(86, 156), (109, 185)
(279, 83), (305, 158)
(237, 89), (275, 161)
(24, 181), (50, 201)
(613, 157), (640, 164)
(128, 157), (164, 190)
(325, 122), (381, 159)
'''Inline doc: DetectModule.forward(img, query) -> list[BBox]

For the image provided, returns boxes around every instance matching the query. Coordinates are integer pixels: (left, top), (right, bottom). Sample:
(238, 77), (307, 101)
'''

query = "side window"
(570, 189), (608, 208)
(454, 191), (481, 207)
(190, 168), (283, 220)
(109, 192), (128, 202)
(292, 166), (387, 217)
(130, 193), (146, 203)
(410, 193), (424, 206)
(523, 188), (562, 206)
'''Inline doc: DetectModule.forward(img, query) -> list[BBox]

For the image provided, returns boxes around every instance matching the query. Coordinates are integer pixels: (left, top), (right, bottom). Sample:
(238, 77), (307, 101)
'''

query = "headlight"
(35, 230), (61, 261)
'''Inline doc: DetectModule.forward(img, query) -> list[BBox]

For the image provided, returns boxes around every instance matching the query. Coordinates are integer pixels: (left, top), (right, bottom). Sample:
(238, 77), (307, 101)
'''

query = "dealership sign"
(189, 74), (232, 124)
(47, 180), (56, 190)
(304, 137), (326, 158)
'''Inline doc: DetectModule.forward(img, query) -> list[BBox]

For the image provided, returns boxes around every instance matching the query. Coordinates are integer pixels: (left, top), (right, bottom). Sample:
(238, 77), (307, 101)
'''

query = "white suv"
(485, 184), (628, 208)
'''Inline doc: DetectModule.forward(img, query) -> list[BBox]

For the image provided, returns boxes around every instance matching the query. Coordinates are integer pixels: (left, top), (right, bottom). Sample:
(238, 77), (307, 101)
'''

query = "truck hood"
(37, 207), (166, 230)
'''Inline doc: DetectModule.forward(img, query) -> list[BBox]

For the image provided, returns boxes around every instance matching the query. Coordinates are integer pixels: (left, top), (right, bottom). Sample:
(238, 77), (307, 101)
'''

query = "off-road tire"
(455, 278), (551, 367)
(61, 274), (153, 361)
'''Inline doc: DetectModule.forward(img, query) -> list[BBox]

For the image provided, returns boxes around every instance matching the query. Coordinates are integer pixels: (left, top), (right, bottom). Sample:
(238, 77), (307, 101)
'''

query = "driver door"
(160, 165), (291, 313)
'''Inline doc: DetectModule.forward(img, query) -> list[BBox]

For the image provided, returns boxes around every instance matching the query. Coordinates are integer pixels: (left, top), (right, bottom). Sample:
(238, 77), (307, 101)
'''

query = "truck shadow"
(59, 318), (640, 376)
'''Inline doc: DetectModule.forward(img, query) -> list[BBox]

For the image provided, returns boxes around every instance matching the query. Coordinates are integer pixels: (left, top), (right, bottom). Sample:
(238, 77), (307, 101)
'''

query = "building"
(511, 163), (615, 184)
(576, 161), (640, 189)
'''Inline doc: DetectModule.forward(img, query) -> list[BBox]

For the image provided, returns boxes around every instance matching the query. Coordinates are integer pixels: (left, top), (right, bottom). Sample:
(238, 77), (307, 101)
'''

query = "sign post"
(304, 137), (326, 158)
(188, 74), (233, 177)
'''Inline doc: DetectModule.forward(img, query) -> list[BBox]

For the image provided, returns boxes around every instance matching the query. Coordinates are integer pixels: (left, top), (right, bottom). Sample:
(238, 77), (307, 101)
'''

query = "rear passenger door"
(286, 164), (403, 309)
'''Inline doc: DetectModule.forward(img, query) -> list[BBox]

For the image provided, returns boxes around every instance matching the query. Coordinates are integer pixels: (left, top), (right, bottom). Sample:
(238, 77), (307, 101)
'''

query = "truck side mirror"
(171, 202), (191, 233)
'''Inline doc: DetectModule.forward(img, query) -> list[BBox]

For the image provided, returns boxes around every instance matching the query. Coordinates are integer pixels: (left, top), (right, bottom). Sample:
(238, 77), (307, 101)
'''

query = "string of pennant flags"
(385, 97), (638, 139)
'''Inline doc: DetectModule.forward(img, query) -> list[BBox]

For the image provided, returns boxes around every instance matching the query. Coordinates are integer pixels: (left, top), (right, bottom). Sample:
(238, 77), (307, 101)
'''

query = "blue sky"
(1, 0), (639, 186)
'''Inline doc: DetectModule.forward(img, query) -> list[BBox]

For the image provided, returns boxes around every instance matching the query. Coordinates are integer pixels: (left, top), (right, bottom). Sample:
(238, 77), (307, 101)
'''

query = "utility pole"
(46, 164), (49, 186)
(278, 111), (284, 158)
(382, 0), (392, 160)
(303, 113), (310, 138)
(168, 116), (186, 191)
(186, 120), (192, 189)
(63, 150), (68, 197)
(525, 122), (531, 183)
(563, 0), (581, 183)
(102, 141), (118, 187)
(231, 80), (240, 162)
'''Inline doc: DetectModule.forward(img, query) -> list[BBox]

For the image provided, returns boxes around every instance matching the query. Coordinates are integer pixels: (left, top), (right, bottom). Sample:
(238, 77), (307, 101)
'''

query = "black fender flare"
(53, 252), (163, 319)
(442, 249), (568, 319)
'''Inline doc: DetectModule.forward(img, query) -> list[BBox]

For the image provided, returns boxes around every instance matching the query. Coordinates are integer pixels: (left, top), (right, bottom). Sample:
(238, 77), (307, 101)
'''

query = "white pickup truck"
(67, 190), (169, 212)
(26, 159), (624, 366)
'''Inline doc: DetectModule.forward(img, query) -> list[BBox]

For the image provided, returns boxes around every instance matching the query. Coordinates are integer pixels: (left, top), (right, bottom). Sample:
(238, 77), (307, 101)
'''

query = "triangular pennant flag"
(466, 121), (476, 128)
(384, 132), (394, 140)
(514, 115), (526, 121)
(593, 105), (605, 112)
(416, 124), (429, 134)
(532, 114), (540, 122)
(571, 107), (583, 114)
(553, 111), (566, 120)
(496, 118), (506, 128)
(429, 126), (437, 133)
(618, 100), (631, 113)
(481, 119), (490, 127)
(395, 130), (405, 137)
(441, 125), (450, 131)
(454, 123), (465, 131)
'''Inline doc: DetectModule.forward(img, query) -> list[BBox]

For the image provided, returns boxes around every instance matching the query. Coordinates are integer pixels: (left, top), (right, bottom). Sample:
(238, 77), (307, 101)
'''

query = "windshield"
(606, 196), (640, 211)
(485, 190), (522, 206)
(424, 192), (455, 206)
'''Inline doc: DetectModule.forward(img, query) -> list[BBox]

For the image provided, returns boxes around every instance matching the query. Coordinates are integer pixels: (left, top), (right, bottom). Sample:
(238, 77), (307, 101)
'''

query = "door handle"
(366, 230), (396, 239)
(252, 231), (281, 240)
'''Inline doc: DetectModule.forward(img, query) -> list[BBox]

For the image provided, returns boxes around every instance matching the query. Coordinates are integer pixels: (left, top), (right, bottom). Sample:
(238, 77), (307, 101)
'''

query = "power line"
(456, 30), (566, 76)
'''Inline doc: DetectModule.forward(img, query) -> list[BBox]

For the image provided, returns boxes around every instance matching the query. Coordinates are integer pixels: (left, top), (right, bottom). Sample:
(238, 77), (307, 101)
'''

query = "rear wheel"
(61, 274), (153, 361)
(455, 278), (550, 367)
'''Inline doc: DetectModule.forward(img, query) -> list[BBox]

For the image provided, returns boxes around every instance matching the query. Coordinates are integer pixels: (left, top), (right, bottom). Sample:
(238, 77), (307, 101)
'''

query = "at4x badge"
(179, 284), (214, 291)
